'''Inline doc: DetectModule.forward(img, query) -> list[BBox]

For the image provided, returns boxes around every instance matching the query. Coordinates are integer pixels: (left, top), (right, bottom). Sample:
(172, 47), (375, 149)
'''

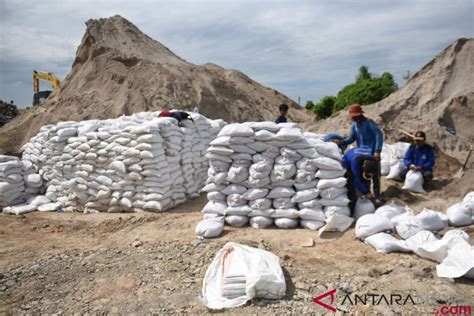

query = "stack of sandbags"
(0, 155), (44, 210)
(20, 112), (225, 213)
(384, 142), (410, 180)
(197, 122), (349, 236)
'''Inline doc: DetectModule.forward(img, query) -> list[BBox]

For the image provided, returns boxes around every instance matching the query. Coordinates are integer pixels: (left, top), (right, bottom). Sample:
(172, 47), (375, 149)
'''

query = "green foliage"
(313, 96), (336, 118)
(333, 66), (398, 113)
(307, 65), (398, 119)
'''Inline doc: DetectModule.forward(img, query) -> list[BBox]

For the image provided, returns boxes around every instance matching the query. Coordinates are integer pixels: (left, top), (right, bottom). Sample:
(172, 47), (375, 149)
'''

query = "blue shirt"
(403, 144), (435, 170)
(275, 116), (287, 124)
(342, 117), (383, 154)
(342, 146), (373, 194)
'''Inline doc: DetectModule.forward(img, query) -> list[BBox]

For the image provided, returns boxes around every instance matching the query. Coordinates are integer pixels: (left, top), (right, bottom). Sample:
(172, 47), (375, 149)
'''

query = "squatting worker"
(400, 131), (435, 183)
(342, 146), (380, 214)
(275, 104), (289, 124)
(158, 110), (194, 124)
(334, 104), (383, 199)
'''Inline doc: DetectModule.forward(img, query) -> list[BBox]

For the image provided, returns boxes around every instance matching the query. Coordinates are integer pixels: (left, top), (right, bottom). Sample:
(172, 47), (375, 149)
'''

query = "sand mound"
(0, 15), (312, 155)
(310, 38), (474, 168)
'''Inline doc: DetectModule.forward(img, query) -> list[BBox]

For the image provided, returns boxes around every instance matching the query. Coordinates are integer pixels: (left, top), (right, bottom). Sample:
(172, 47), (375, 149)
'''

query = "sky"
(0, 0), (472, 107)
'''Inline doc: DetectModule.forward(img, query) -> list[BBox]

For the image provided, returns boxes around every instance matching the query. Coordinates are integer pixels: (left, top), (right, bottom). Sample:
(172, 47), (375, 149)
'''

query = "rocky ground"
(1, 180), (473, 315)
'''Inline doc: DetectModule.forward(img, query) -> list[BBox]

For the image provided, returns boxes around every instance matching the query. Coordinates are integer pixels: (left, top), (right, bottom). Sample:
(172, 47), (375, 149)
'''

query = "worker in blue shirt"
(335, 104), (384, 198)
(342, 146), (379, 214)
(275, 104), (289, 124)
(400, 131), (435, 182)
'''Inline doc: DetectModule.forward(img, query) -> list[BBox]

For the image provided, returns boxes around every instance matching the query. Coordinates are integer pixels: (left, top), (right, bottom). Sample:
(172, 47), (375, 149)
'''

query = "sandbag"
(300, 219), (325, 231)
(446, 202), (473, 226)
(195, 217), (225, 238)
(249, 216), (274, 229)
(355, 214), (394, 239)
(386, 161), (406, 180)
(374, 202), (406, 219)
(274, 218), (299, 229)
(202, 242), (286, 309)
(354, 198), (375, 220)
(225, 215), (249, 227)
(402, 170), (425, 193)
(364, 233), (411, 253)
(319, 213), (354, 235)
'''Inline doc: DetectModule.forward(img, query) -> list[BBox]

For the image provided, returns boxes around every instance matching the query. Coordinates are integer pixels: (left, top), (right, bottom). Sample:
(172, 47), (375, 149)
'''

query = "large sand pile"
(311, 38), (474, 169)
(0, 15), (312, 155)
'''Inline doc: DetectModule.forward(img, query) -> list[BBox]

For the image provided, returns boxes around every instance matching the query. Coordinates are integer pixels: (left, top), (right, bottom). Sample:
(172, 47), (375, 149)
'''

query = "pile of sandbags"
(20, 111), (225, 213)
(0, 155), (43, 209)
(355, 192), (474, 279)
(196, 122), (350, 237)
(383, 142), (410, 179)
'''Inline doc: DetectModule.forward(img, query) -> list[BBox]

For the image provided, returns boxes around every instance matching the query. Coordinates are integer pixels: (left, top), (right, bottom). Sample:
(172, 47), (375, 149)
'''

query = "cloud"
(0, 0), (472, 107)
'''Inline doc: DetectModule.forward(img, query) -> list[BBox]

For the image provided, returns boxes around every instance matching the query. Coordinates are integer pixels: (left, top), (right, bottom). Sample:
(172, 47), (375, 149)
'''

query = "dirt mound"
(310, 38), (474, 169)
(0, 15), (312, 155)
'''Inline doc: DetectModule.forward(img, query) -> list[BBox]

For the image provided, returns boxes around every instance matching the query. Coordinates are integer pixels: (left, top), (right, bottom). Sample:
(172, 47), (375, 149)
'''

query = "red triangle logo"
(313, 288), (337, 313)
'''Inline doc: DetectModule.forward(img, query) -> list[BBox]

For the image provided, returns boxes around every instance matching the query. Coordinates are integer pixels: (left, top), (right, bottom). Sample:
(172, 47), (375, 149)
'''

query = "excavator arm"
(33, 70), (61, 92)
(32, 70), (61, 105)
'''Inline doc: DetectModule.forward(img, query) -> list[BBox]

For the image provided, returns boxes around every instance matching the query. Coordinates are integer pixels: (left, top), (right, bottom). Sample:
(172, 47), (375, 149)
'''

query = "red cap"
(348, 104), (364, 118)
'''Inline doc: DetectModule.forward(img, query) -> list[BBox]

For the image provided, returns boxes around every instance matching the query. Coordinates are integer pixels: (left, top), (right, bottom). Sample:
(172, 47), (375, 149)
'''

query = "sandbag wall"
(199, 122), (351, 231)
(20, 112), (225, 213)
(0, 156), (43, 208)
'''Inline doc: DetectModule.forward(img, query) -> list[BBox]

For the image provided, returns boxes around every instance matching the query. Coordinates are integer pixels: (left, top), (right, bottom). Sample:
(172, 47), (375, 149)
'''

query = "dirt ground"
(1, 177), (473, 315)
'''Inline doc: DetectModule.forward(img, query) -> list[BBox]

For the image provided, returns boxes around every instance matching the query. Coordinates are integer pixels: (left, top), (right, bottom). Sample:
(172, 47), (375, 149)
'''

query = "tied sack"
(354, 197), (375, 220)
(202, 242), (286, 309)
(402, 170), (425, 193)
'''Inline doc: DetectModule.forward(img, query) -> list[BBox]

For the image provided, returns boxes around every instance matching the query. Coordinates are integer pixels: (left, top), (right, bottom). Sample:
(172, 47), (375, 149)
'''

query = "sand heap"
(312, 38), (474, 168)
(0, 15), (311, 155)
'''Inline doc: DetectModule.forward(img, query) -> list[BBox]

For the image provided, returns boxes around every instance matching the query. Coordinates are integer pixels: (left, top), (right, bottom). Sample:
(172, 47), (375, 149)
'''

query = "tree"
(305, 100), (315, 110)
(356, 65), (371, 81)
(313, 96), (336, 118)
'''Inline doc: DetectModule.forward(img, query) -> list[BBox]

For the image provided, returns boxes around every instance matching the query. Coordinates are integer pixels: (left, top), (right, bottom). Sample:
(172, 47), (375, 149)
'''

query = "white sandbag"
(207, 191), (227, 201)
(250, 216), (274, 229)
(227, 194), (247, 207)
(271, 208), (299, 219)
(290, 189), (319, 203)
(317, 177), (347, 190)
(242, 188), (269, 201)
(249, 121), (280, 132)
(27, 195), (51, 206)
(364, 233), (411, 253)
(354, 197), (375, 220)
(319, 194), (350, 207)
(267, 187), (295, 199)
(274, 218), (299, 229)
(314, 157), (344, 171)
(355, 214), (394, 239)
(225, 205), (251, 216)
(415, 209), (445, 231)
(402, 170), (425, 193)
(299, 199), (323, 209)
(38, 202), (61, 212)
(374, 202), (407, 219)
(324, 205), (351, 217)
(222, 184), (248, 195)
(202, 242), (286, 309)
(202, 201), (228, 215)
(3, 204), (37, 215)
(446, 202), (473, 226)
(463, 191), (474, 207)
(386, 161), (406, 180)
(319, 213), (354, 235)
(436, 238), (474, 279)
(300, 219), (325, 231)
(312, 141), (342, 161)
(225, 215), (249, 227)
(219, 123), (254, 137)
(294, 180), (318, 191)
(275, 128), (303, 141)
(272, 198), (294, 209)
(297, 208), (325, 221)
(196, 217), (225, 238)
(391, 211), (423, 239)
(316, 169), (346, 179)
(406, 230), (466, 263)
(319, 187), (347, 200)
(249, 198), (272, 211)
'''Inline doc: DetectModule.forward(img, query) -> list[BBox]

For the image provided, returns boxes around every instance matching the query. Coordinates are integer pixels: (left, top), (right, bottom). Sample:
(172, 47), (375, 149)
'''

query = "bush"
(313, 96), (336, 118)
(305, 100), (315, 110)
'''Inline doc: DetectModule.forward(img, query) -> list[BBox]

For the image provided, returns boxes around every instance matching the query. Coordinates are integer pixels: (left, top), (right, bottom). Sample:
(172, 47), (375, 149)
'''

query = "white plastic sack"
(300, 219), (325, 231)
(319, 213), (354, 235)
(436, 237), (474, 279)
(416, 209), (445, 231)
(355, 214), (394, 239)
(202, 242), (286, 309)
(354, 198), (375, 220)
(195, 217), (225, 238)
(274, 218), (299, 229)
(402, 170), (425, 193)
(375, 203), (407, 219)
(225, 215), (249, 227)
(386, 161), (406, 180)
(249, 216), (274, 229)
(317, 177), (347, 190)
(446, 202), (473, 226)
(364, 233), (411, 253)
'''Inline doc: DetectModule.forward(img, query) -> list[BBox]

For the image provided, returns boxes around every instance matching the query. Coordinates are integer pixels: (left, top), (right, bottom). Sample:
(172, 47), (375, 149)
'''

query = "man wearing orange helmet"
(335, 104), (384, 199)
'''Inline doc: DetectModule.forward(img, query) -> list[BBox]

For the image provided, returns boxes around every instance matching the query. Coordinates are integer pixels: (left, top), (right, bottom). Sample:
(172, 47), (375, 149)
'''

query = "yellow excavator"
(33, 70), (61, 105)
